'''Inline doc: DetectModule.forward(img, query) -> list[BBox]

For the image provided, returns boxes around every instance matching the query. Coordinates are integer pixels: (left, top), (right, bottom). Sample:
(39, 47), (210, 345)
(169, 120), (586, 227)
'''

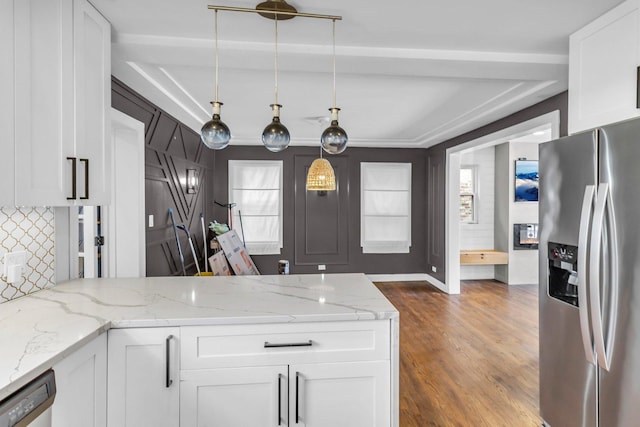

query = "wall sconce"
(186, 169), (198, 194)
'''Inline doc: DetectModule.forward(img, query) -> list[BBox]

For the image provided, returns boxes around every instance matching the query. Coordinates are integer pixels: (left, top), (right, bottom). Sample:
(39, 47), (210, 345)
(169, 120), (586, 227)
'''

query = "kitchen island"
(0, 273), (398, 426)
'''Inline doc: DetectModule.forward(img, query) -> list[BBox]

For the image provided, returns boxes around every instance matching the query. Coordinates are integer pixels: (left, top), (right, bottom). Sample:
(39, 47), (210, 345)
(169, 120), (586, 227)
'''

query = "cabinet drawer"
(181, 321), (390, 369)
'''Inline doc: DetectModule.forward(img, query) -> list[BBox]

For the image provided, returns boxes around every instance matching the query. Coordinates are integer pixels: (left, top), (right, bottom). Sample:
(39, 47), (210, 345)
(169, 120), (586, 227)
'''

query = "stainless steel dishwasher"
(0, 370), (56, 427)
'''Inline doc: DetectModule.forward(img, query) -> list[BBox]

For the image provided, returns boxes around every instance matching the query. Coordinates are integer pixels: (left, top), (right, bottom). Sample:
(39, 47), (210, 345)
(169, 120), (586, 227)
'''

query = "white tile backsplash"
(0, 207), (55, 303)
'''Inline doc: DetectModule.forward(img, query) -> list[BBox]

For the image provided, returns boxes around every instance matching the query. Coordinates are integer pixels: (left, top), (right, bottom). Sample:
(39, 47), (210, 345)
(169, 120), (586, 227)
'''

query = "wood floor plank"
(375, 279), (540, 427)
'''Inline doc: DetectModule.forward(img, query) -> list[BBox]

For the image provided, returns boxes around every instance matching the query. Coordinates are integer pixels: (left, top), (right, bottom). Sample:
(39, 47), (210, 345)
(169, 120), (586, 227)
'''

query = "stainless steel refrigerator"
(539, 117), (640, 427)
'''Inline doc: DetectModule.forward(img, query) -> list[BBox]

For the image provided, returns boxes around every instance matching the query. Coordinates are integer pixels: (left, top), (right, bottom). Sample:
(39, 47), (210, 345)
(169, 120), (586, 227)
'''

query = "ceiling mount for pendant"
(207, 4), (341, 22)
(256, 0), (297, 20)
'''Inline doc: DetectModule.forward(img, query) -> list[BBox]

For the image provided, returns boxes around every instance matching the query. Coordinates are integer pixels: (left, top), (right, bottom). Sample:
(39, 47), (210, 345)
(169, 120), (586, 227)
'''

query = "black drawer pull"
(264, 340), (313, 348)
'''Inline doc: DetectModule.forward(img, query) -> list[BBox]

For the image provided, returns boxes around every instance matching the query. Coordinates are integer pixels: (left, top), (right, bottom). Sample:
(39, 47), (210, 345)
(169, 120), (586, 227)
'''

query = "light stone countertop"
(0, 273), (398, 401)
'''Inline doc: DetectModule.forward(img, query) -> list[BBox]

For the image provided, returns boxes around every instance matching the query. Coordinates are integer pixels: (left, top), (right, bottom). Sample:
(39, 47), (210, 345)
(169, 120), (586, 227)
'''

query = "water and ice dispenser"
(548, 242), (579, 307)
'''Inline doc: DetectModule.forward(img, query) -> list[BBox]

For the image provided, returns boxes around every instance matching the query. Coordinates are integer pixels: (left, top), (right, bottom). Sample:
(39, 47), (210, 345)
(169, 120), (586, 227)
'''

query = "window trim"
(460, 165), (478, 224)
(360, 162), (412, 254)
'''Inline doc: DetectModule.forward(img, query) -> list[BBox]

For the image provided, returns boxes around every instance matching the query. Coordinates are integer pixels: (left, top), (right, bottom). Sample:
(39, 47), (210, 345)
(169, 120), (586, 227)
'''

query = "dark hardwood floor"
(375, 279), (540, 427)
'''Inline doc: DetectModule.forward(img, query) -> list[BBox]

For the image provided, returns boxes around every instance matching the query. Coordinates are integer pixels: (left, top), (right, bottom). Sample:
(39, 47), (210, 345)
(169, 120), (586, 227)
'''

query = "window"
(460, 166), (477, 223)
(360, 162), (411, 254)
(228, 160), (283, 255)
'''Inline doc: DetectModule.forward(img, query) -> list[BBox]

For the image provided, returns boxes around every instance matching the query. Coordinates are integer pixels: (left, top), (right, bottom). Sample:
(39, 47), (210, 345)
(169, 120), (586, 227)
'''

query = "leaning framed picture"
(514, 160), (538, 202)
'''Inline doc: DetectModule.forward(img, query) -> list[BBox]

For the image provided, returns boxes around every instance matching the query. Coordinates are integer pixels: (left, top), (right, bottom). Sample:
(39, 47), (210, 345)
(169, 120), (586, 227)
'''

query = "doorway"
(445, 111), (560, 294)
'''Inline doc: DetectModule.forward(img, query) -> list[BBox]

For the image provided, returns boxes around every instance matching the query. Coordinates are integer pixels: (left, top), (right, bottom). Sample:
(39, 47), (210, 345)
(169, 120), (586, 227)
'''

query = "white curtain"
(360, 162), (412, 254)
(228, 160), (283, 255)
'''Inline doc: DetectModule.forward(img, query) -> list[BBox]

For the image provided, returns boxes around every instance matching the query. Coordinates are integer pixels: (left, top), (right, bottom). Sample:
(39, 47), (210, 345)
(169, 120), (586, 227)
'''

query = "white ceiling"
(92, 0), (622, 149)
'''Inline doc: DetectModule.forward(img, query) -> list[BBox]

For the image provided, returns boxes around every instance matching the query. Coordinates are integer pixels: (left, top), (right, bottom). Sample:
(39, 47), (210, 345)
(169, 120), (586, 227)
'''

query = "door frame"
(104, 108), (146, 278)
(444, 110), (560, 294)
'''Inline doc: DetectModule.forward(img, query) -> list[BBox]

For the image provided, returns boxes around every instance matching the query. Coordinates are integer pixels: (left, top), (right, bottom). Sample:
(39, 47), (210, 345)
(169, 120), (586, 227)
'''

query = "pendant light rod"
(331, 19), (336, 109)
(214, 10), (220, 103)
(274, 17), (279, 105)
(207, 5), (342, 21)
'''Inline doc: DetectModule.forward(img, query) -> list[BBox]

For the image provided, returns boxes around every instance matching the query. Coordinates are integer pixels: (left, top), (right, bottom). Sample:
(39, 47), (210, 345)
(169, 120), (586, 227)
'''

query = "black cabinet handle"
(66, 157), (77, 200)
(637, 66), (640, 109)
(166, 334), (174, 388)
(79, 158), (89, 200)
(277, 373), (282, 426)
(264, 340), (313, 348)
(295, 372), (300, 423)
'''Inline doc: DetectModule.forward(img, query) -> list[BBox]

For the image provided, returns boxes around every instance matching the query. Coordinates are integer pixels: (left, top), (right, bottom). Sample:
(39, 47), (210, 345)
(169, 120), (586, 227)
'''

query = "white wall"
(495, 144), (509, 283)
(494, 141), (539, 285)
(460, 146), (495, 280)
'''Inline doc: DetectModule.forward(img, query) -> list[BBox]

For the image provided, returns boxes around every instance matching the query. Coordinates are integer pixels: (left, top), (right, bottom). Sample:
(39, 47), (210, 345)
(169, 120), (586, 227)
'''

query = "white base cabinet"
(181, 361), (390, 427)
(107, 328), (180, 427)
(291, 361), (390, 427)
(181, 366), (287, 426)
(569, 0), (640, 133)
(106, 321), (394, 427)
(180, 321), (392, 427)
(51, 334), (107, 427)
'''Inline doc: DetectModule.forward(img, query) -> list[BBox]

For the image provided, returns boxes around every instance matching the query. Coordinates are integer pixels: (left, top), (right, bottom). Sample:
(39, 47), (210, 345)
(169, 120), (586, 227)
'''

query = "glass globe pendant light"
(321, 19), (348, 155)
(201, 10), (231, 150)
(262, 15), (290, 152)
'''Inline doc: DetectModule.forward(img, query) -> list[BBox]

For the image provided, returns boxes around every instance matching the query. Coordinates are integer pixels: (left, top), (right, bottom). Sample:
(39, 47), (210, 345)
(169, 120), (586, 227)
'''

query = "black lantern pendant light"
(201, 10), (231, 150)
(262, 16), (291, 152)
(320, 19), (348, 155)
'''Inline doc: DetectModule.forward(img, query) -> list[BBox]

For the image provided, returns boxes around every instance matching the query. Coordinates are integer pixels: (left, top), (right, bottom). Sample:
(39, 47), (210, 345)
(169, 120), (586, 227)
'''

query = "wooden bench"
(460, 249), (508, 265)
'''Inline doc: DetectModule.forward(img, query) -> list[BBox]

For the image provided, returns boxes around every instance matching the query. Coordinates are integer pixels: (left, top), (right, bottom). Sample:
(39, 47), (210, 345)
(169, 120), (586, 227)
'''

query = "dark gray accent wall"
(294, 155), (350, 266)
(112, 77), (215, 276)
(424, 91), (568, 283)
(426, 150), (446, 282)
(111, 74), (565, 281)
(213, 146), (427, 275)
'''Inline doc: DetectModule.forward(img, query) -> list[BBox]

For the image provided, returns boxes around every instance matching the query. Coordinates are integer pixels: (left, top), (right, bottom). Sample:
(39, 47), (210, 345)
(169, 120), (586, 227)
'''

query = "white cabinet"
(73, 0), (111, 205)
(181, 362), (390, 427)
(569, 0), (640, 133)
(291, 361), (390, 427)
(180, 321), (392, 427)
(8, 0), (111, 207)
(51, 334), (107, 427)
(107, 328), (180, 427)
(181, 366), (288, 426)
(0, 0), (15, 207)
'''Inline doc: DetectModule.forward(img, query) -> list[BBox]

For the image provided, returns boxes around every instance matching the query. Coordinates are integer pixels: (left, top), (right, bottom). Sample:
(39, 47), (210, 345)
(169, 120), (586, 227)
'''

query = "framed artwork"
(514, 160), (539, 202)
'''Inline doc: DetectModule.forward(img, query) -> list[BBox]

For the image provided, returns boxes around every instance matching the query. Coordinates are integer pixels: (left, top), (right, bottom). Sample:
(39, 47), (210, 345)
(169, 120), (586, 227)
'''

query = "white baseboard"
(367, 273), (430, 282)
(367, 273), (450, 294)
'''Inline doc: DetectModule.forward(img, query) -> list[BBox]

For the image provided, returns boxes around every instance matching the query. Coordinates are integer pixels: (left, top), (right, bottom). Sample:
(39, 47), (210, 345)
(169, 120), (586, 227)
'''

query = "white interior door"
(106, 109), (145, 278)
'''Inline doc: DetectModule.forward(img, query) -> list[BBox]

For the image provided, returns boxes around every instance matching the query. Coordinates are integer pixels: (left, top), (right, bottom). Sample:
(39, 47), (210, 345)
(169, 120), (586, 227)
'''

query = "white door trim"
(106, 108), (146, 278)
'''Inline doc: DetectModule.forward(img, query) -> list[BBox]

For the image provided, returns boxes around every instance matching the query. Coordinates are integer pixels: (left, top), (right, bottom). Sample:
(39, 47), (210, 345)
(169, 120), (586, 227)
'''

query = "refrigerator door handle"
(589, 183), (618, 371)
(578, 185), (596, 365)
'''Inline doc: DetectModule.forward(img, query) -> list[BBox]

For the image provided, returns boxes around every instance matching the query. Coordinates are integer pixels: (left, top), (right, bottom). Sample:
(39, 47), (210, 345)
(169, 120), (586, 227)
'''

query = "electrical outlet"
(148, 215), (154, 228)
(318, 264), (326, 271)
(431, 266), (437, 273)
(3, 251), (28, 278)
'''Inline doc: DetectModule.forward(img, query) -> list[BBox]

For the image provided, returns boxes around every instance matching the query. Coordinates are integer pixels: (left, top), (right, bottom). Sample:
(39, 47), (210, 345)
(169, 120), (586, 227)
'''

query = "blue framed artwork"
(514, 160), (538, 202)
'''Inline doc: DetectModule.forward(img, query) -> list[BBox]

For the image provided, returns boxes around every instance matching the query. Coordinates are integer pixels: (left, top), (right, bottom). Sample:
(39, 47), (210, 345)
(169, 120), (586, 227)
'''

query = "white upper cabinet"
(569, 0), (640, 134)
(9, 0), (111, 207)
(73, 0), (111, 205)
(0, 0), (15, 207)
